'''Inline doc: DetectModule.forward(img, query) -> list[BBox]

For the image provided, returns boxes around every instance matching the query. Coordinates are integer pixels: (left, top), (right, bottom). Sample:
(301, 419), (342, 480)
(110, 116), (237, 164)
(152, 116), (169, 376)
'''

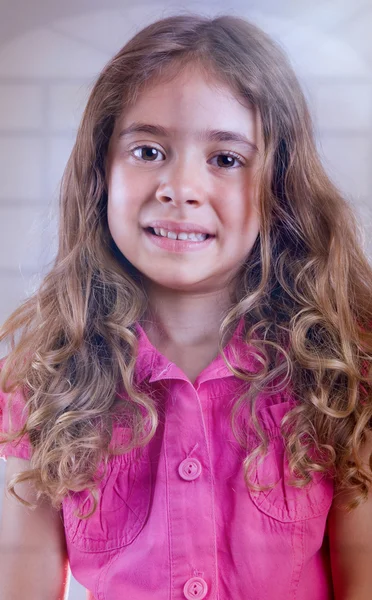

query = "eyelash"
(130, 145), (245, 168)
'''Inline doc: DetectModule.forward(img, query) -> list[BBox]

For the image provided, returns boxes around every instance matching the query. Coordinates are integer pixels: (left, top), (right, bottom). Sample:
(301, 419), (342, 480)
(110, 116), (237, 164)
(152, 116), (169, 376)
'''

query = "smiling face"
(106, 63), (263, 296)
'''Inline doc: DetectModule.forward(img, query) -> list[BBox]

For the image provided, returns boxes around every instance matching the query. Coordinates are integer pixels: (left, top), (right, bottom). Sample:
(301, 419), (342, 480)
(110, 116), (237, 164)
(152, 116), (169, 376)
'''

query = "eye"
(131, 145), (164, 161)
(210, 152), (244, 169)
(131, 146), (243, 170)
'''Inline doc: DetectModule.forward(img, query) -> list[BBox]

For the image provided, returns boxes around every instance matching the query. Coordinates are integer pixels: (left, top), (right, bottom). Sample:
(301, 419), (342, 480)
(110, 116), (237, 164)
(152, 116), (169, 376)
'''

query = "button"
(178, 458), (202, 481)
(183, 577), (208, 599)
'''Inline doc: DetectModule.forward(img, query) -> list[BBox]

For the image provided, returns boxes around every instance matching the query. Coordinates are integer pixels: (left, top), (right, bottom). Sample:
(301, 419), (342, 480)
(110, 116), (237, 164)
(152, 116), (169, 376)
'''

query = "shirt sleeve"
(0, 359), (32, 462)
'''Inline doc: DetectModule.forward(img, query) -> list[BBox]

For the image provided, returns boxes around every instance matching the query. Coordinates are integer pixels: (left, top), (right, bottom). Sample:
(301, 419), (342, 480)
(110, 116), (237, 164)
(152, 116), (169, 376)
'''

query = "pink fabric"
(0, 322), (334, 599)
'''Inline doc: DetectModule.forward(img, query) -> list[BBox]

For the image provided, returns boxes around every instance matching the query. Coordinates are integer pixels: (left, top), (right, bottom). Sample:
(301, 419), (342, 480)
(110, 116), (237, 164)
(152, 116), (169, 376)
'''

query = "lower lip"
(143, 229), (215, 253)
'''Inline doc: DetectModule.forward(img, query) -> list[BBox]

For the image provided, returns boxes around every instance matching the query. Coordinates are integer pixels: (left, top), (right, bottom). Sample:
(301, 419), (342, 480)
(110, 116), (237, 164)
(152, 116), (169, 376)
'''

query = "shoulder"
(0, 357), (32, 461)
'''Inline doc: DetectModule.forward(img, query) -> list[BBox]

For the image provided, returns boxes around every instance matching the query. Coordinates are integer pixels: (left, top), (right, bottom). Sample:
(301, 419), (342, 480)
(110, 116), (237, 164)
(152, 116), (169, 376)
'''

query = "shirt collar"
(133, 317), (262, 386)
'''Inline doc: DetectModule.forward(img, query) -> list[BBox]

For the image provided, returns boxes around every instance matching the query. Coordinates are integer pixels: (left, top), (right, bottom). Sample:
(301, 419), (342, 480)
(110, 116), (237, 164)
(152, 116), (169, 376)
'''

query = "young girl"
(1, 13), (372, 600)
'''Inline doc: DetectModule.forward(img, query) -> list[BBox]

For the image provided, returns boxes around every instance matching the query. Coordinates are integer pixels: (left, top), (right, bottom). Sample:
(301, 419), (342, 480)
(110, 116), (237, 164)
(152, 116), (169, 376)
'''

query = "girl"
(1, 13), (372, 600)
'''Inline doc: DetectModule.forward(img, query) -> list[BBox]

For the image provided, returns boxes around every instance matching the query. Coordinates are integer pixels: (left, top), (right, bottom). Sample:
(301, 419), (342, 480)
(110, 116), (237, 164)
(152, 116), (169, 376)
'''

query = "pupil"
(218, 155), (234, 167)
(143, 147), (157, 160)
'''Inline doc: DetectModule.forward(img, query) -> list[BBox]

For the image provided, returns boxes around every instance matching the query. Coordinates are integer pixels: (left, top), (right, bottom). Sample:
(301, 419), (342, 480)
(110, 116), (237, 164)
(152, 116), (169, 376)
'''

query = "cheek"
(107, 204), (121, 249)
(108, 166), (128, 206)
(107, 167), (141, 223)
(219, 186), (260, 257)
(239, 175), (261, 232)
(223, 189), (260, 234)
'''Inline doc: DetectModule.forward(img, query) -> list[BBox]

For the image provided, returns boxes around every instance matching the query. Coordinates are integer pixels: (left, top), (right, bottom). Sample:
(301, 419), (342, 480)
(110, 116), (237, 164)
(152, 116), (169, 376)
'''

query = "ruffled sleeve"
(0, 358), (32, 461)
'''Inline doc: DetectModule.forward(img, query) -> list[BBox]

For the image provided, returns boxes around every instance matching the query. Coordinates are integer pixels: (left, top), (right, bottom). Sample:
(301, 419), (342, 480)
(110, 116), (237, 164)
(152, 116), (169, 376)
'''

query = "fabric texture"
(0, 321), (334, 599)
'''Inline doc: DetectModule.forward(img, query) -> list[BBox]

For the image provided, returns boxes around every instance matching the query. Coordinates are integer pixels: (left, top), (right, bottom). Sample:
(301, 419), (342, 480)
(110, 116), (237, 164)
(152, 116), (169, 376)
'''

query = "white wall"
(1, 1), (372, 598)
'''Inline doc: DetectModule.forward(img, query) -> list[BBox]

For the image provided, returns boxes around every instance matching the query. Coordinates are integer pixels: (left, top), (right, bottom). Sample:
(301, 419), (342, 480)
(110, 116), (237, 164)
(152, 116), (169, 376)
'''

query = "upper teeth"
(153, 228), (208, 242)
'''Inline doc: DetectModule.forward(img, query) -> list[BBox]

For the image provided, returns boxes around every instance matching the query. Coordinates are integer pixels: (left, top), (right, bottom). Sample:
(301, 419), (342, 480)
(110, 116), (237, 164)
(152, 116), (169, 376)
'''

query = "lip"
(143, 228), (215, 253)
(144, 220), (215, 235)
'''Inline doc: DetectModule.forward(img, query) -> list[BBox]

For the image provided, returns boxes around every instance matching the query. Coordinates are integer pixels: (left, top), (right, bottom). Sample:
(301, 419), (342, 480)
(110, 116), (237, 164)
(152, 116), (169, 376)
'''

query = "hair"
(1, 13), (372, 518)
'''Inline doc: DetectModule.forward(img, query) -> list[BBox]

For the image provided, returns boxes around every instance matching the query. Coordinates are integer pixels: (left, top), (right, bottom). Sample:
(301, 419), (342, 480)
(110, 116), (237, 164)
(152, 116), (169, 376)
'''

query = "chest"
(62, 381), (334, 599)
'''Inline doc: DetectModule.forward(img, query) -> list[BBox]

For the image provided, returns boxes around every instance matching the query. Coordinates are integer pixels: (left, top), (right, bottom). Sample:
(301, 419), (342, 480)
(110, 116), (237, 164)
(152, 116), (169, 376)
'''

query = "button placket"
(165, 381), (217, 598)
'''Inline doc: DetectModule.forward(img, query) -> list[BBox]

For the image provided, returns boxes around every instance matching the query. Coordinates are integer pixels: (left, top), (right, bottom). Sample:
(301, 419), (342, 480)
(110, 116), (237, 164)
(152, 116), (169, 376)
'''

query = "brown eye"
(212, 152), (243, 169)
(132, 146), (164, 161)
(131, 146), (244, 168)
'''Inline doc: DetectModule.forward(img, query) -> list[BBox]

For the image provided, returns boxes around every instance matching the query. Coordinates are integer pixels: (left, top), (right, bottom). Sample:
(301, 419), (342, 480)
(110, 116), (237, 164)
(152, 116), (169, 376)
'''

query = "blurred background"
(0, 0), (371, 597)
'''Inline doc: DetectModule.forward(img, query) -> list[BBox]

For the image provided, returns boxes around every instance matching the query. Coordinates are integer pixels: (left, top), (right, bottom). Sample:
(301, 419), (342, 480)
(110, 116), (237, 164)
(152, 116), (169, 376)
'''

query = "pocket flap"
(248, 402), (334, 522)
(63, 435), (151, 552)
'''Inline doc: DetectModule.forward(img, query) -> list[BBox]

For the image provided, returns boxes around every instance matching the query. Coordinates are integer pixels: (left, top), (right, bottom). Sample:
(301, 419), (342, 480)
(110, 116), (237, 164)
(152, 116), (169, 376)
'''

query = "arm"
(0, 456), (70, 600)
(328, 436), (372, 600)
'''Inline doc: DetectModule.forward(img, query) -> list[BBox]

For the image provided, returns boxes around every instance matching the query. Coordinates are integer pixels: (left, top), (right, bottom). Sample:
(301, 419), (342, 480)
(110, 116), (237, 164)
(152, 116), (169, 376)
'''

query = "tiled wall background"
(0, 1), (371, 598)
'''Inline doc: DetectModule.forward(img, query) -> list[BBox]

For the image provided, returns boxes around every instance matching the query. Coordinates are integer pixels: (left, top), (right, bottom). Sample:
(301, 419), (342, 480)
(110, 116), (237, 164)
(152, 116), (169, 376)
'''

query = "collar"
(133, 317), (263, 387)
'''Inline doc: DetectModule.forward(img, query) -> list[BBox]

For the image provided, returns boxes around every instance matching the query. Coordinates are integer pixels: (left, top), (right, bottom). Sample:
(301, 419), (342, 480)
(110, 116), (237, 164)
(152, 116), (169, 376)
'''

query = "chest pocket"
(62, 428), (152, 552)
(248, 402), (334, 522)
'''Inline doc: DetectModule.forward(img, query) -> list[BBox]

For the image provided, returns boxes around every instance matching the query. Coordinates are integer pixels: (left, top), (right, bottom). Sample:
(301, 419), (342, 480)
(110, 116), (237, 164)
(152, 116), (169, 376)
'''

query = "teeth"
(152, 228), (208, 242)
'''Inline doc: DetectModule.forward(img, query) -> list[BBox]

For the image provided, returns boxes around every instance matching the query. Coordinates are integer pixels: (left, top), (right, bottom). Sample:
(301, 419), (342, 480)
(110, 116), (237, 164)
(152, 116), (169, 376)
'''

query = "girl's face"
(106, 64), (263, 294)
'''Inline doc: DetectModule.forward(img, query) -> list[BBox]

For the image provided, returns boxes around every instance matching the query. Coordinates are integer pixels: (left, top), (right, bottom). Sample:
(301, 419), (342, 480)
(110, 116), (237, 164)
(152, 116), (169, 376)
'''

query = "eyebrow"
(118, 122), (258, 152)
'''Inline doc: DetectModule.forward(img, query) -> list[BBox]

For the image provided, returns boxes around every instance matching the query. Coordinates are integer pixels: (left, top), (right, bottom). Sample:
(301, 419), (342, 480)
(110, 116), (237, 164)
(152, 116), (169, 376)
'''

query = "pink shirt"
(0, 321), (334, 599)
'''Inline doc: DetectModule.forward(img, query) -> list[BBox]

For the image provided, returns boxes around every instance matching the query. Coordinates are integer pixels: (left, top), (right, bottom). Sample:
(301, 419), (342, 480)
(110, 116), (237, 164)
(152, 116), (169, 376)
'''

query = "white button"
(178, 458), (202, 481)
(183, 577), (208, 599)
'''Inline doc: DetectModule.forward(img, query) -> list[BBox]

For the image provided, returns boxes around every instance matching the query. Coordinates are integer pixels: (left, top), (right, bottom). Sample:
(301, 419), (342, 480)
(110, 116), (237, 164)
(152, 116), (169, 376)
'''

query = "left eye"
(131, 146), (243, 168)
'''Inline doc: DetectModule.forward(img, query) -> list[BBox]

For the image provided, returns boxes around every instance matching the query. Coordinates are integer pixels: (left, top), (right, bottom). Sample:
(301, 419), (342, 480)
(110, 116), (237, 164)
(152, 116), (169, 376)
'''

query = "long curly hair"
(1, 14), (372, 518)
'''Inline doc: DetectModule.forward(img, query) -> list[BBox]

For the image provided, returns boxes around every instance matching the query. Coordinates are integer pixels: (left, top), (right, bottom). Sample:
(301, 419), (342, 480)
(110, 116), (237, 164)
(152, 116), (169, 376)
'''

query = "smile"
(144, 227), (215, 253)
(148, 227), (209, 242)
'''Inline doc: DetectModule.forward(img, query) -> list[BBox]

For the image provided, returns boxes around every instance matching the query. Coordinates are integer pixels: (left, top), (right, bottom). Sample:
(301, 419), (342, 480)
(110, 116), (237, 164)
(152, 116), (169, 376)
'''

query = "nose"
(155, 159), (205, 207)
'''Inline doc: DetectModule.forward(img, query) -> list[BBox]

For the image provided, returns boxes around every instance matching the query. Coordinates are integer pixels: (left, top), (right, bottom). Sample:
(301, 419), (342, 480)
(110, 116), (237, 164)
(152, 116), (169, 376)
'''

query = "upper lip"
(144, 220), (215, 235)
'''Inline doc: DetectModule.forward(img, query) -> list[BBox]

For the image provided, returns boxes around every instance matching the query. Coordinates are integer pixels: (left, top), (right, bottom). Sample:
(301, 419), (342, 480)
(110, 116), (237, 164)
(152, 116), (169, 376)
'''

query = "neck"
(141, 282), (234, 350)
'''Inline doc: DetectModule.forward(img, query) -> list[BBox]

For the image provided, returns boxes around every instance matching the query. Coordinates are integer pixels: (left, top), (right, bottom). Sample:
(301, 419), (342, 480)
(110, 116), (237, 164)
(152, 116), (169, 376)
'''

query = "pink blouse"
(0, 321), (334, 599)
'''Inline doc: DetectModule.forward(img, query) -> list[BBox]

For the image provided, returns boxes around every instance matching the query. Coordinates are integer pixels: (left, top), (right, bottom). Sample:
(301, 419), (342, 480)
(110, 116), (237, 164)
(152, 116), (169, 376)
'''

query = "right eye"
(131, 145), (165, 162)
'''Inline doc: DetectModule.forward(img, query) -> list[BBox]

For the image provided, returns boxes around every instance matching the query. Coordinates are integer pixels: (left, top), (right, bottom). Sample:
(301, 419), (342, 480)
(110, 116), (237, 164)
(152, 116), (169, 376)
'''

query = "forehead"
(114, 63), (261, 145)
(129, 63), (248, 110)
